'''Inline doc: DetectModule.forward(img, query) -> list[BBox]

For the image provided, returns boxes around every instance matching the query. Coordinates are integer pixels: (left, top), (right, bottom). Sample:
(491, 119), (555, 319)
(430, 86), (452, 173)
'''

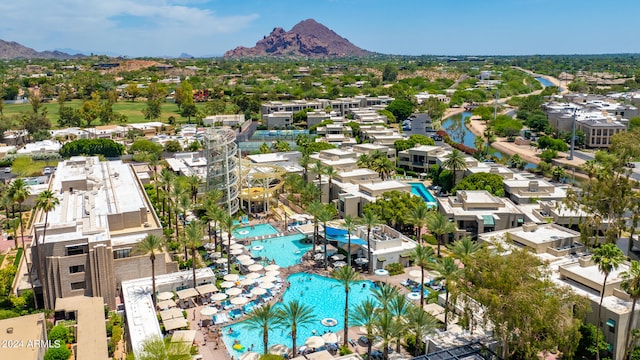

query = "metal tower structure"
(204, 128), (239, 215)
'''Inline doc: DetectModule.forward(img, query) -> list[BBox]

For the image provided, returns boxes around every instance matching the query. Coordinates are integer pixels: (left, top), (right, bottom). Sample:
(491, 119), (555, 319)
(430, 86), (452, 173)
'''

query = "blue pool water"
(223, 273), (376, 356)
(410, 182), (437, 208)
(233, 224), (279, 239)
(247, 234), (312, 268)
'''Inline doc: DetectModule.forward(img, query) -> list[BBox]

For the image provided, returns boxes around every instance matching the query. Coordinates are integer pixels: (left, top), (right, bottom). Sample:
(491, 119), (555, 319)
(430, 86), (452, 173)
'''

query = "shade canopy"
(163, 317), (188, 331)
(240, 278), (255, 286)
(230, 249), (244, 255)
(305, 336), (325, 348)
(223, 274), (240, 281)
(251, 287), (267, 295)
(230, 243), (244, 250)
(215, 258), (228, 264)
(176, 288), (199, 299)
(245, 272), (261, 279)
(171, 330), (196, 343)
(196, 284), (219, 295)
(226, 287), (243, 296)
(240, 259), (255, 266)
(331, 254), (345, 261)
(322, 332), (338, 344)
(409, 270), (423, 278)
(236, 254), (252, 261)
(259, 282), (275, 289)
(265, 270), (280, 277)
(156, 299), (177, 309)
(248, 264), (264, 272)
(160, 308), (184, 322)
(264, 264), (280, 271)
(269, 344), (289, 356)
(220, 281), (235, 288)
(200, 307), (218, 316)
(157, 292), (174, 301)
(333, 261), (347, 267)
(211, 293), (228, 301)
(230, 296), (250, 305)
(260, 275), (277, 283)
(240, 352), (260, 360)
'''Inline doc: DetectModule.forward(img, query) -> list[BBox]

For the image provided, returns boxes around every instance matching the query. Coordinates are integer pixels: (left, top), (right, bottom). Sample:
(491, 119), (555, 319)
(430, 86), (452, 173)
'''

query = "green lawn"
(3, 100), (206, 128)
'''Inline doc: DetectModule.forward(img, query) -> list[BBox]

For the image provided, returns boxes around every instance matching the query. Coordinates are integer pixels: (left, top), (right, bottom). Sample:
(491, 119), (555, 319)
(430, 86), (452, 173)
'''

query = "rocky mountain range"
(224, 19), (373, 58)
(0, 39), (81, 60)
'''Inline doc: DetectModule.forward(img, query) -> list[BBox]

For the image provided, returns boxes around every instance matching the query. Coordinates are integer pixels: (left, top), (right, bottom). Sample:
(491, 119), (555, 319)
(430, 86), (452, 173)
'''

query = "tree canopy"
(452, 172), (505, 197)
(59, 139), (125, 158)
(363, 190), (424, 230)
(386, 99), (414, 121)
(394, 134), (436, 152)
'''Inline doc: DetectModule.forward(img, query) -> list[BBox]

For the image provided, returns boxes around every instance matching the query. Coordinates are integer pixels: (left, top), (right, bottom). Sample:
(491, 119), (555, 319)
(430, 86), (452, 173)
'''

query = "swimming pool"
(247, 234), (312, 268)
(233, 224), (279, 239)
(222, 273), (376, 356)
(410, 182), (437, 208)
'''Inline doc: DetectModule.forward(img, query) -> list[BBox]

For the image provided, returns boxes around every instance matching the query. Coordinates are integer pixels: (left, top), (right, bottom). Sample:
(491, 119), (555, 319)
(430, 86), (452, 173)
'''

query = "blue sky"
(0, 0), (638, 57)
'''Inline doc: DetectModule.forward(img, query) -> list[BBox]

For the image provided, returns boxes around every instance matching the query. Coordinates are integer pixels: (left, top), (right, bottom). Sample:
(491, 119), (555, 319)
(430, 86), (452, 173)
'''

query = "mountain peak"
(224, 19), (372, 58)
(0, 39), (80, 60)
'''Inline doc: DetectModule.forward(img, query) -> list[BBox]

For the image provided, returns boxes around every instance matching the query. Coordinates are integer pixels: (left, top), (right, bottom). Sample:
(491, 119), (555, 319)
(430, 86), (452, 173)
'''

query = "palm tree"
(621, 260), (640, 360)
(372, 283), (399, 312)
(175, 191), (191, 246)
(220, 213), (240, 274)
(298, 154), (310, 182)
(184, 221), (204, 288)
(159, 168), (175, 220)
(407, 304), (437, 356)
(331, 266), (360, 348)
(408, 202), (430, 244)
(342, 215), (358, 265)
(148, 155), (161, 197)
(427, 212), (457, 257)
(34, 190), (60, 309)
(209, 206), (226, 251)
(9, 179), (30, 249)
(360, 209), (381, 273)
(275, 300), (316, 356)
(429, 257), (463, 331)
(373, 309), (399, 360)
(243, 303), (279, 355)
(592, 243), (625, 360)
(448, 236), (481, 265)
(317, 205), (336, 270)
(442, 149), (467, 188)
(389, 293), (410, 353)
(311, 160), (325, 202)
(134, 234), (165, 306)
(138, 335), (191, 360)
(307, 200), (325, 246)
(322, 165), (338, 201)
(410, 244), (435, 308)
(352, 299), (378, 359)
(186, 174), (200, 203)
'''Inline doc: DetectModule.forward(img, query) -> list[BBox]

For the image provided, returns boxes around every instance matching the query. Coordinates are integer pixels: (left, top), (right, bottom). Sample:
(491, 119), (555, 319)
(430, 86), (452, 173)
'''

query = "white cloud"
(0, 0), (259, 56)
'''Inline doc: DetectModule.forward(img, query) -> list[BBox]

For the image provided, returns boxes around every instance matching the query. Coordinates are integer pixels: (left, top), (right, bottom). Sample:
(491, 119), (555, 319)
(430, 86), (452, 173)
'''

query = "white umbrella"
(236, 254), (252, 261)
(220, 281), (235, 288)
(224, 274), (240, 281)
(259, 282), (275, 289)
(226, 240), (237, 246)
(413, 276), (431, 284)
(269, 344), (289, 356)
(315, 246), (324, 252)
(260, 275), (277, 283)
(230, 243), (244, 250)
(157, 292), (174, 301)
(409, 269), (423, 278)
(231, 249), (244, 255)
(200, 307), (218, 316)
(331, 254), (345, 261)
(226, 287), (243, 296)
(264, 264), (280, 271)
(246, 272), (261, 279)
(240, 259), (255, 266)
(305, 336), (325, 348)
(215, 258), (228, 264)
(240, 278), (255, 286)
(314, 253), (324, 261)
(204, 243), (215, 250)
(240, 352), (260, 360)
(230, 296), (250, 305)
(251, 287), (267, 295)
(208, 251), (222, 258)
(333, 261), (347, 267)
(322, 332), (338, 344)
(265, 270), (280, 277)
(211, 293), (228, 301)
(248, 264), (264, 272)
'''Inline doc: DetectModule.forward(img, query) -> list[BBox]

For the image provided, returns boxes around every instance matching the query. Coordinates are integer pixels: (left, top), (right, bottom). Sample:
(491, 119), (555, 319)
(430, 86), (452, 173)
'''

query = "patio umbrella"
(236, 254), (251, 261)
(226, 287), (243, 296)
(245, 272), (261, 279)
(251, 287), (267, 296)
(333, 261), (347, 267)
(224, 274), (240, 281)
(240, 259), (255, 266)
(331, 254), (345, 261)
(215, 258), (228, 264)
(248, 264), (264, 272)
(314, 253), (324, 261)
(240, 352), (260, 360)
(204, 243), (215, 250)
(315, 246), (324, 252)
(230, 243), (244, 250)
(220, 281), (235, 288)
(413, 276), (431, 284)
(409, 270), (423, 278)
(156, 299), (177, 309)
(200, 307), (218, 316)
(230, 296), (250, 305)
(230, 249), (244, 255)
(265, 270), (280, 277)
(322, 332), (338, 344)
(226, 240), (237, 246)
(260, 275), (277, 283)
(305, 336), (325, 348)
(211, 293), (228, 301)
(157, 292), (174, 301)
(208, 251), (222, 258)
(269, 344), (289, 356)
(240, 278), (255, 286)
(259, 282), (275, 289)
(264, 264), (280, 271)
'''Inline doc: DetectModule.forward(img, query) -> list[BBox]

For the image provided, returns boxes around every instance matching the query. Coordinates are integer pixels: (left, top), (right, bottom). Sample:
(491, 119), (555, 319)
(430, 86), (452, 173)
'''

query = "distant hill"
(224, 19), (373, 58)
(0, 39), (81, 60)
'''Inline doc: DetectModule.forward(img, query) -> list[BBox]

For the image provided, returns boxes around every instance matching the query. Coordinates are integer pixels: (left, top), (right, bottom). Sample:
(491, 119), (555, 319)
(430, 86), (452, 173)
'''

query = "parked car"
(4, 167), (10, 173)
(43, 167), (52, 175)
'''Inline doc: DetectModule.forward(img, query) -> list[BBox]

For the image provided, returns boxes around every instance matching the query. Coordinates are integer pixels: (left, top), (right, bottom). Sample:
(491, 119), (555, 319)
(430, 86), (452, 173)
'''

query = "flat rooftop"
(55, 296), (108, 360)
(0, 313), (46, 360)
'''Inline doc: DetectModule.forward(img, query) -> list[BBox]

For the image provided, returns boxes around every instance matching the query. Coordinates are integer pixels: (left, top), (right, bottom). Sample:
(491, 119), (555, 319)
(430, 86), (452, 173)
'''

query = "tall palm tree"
(298, 154), (310, 182)
(184, 221), (204, 288)
(342, 215), (358, 265)
(275, 300), (316, 356)
(243, 303), (279, 355)
(209, 206), (226, 251)
(159, 168), (176, 220)
(360, 209), (381, 273)
(448, 236), (481, 266)
(317, 205), (336, 269)
(331, 266), (360, 348)
(372, 283), (399, 313)
(9, 179), (30, 249)
(312, 160), (324, 202)
(407, 304), (437, 356)
(373, 309), (400, 360)
(408, 202), (430, 244)
(389, 293), (410, 353)
(138, 335), (192, 360)
(410, 244), (435, 308)
(307, 200), (325, 246)
(442, 149), (467, 188)
(429, 257), (463, 331)
(220, 213), (240, 274)
(134, 234), (165, 306)
(148, 154), (161, 197)
(592, 243), (625, 360)
(620, 260), (640, 360)
(186, 174), (200, 203)
(34, 190), (60, 309)
(322, 165), (338, 202)
(352, 299), (378, 358)
(427, 212), (457, 257)
(175, 190), (190, 244)
(203, 190), (223, 244)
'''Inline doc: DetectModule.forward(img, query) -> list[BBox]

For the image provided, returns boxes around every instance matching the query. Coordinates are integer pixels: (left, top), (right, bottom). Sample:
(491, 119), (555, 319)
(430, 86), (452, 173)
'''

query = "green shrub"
(48, 325), (70, 344)
(259, 355), (284, 360)
(339, 345), (353, 355)
(424, 235), (437, 245)
(44, 346), (72, 360)
(385, 262), (404, 276)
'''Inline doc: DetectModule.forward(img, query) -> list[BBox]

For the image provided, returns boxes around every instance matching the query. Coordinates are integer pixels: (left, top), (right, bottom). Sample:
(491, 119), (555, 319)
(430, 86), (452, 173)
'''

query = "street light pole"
(568, 109), (576, 161)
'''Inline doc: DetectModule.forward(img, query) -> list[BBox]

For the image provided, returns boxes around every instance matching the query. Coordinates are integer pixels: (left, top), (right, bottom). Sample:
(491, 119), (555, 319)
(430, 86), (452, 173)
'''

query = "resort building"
(350, 143), (396, 163)
(397, 145), (447, 173)
(246, 151), (304, 175)
(54, 296), (109, 360)
(15, 140), (62, 155)
(465, 163), (517, 180)
(309, 149), (359, 172)
(502, 178), (567, 204)
(263, 111), (293, 129)
(478, 223), (583, 256)
(333, 180), (411, 217)
(165, 152), (208, 178)
(437, 190), (525, 240)
(0, 313), (48, 360)
(415, 92), (450, 104)
(260, 96), (393, 118)
(202, 114), (247, 129)
(28, 156), (174, 310)
(353, 224), (417, 269)
(204, 128), (240, 214)
(359, 125), (403, 146)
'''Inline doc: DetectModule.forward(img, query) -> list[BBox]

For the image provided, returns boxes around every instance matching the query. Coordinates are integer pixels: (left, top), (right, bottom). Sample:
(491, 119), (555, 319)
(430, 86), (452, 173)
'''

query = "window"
(70, 282), (85, 290)
(113, 248), (132, 259)
(66, 244), (88, 256)
(69, 265), (85, 274)
(606, 319), (616, 333)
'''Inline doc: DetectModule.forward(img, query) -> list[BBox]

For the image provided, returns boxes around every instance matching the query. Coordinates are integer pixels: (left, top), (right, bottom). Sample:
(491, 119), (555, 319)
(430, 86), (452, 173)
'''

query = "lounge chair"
(349, 338), (356, 347)
(400, 278), (411, 287)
